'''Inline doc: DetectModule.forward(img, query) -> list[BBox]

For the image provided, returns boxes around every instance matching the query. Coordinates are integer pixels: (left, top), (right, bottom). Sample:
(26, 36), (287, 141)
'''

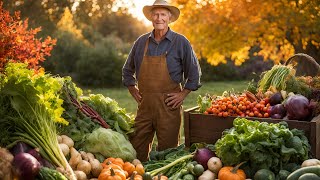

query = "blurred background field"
(86, 81), (249, 114)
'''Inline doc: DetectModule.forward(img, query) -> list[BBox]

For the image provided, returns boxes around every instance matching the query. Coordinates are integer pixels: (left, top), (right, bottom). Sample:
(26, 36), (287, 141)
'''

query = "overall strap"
(143, 37), (150, 56)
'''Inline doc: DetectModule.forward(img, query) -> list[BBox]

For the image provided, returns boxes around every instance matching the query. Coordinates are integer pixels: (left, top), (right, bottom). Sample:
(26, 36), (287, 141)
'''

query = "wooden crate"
(184, 106), (320, 159)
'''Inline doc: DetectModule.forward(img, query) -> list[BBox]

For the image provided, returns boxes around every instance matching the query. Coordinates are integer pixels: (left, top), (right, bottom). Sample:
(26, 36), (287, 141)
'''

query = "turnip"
(74, 170), (87, 180)
(301, 159), (320, 167)
(87, 153), (102, 177)
(198, 169), (216, 180)
(61, 135), (74, 148)
(207, 157), (222, 174)
(59, 143), (70, 157)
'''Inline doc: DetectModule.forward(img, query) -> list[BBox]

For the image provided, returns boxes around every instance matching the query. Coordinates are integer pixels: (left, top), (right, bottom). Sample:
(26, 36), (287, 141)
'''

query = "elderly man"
(122, 0), (202, 162)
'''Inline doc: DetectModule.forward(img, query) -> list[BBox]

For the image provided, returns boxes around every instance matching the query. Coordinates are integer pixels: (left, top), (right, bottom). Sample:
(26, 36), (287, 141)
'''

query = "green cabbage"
(83, 128), (136, 162)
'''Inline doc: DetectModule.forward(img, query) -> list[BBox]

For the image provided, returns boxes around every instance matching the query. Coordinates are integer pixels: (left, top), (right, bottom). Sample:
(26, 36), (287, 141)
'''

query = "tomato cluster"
(204, 94), (271, 118)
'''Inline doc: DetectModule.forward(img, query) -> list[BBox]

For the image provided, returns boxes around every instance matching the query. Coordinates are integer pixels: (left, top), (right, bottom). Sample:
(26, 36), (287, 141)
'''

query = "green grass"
(84, 81), (249, 146)
(84, 81), (249, 114)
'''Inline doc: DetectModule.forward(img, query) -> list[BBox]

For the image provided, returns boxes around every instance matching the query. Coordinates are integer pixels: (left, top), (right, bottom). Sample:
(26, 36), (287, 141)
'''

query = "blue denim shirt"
(122, 28), (202, 91)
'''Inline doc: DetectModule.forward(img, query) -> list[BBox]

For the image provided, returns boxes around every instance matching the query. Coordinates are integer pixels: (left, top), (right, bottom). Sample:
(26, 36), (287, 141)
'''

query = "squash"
(103, 157), (124, 169)
(98, 168), (126, 180)
(142, 172), (153, 180)
(287, 165), (320, 180)
(218, 162), (246, 180)
(301, 159), (320, 167)
(207, 157), (222, 174)
(298, 173), (320, 180)
(254, 169), (275, 180)
(102, 162), (123, 171)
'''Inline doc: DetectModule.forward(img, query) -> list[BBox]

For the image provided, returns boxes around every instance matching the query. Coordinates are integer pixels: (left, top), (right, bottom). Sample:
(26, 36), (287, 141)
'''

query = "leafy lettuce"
(215, 118), (310, 175)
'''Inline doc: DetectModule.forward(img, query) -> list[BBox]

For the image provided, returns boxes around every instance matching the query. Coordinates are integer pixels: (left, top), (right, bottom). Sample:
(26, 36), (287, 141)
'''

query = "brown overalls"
(130, 36), (182, 162)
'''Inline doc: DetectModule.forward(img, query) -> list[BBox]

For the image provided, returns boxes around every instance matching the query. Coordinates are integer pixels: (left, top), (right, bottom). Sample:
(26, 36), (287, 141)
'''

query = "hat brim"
(143, 5), (180, 23)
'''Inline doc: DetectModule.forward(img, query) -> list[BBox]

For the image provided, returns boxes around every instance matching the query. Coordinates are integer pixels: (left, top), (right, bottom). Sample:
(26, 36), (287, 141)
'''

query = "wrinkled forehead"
(151, 7), (171, 14)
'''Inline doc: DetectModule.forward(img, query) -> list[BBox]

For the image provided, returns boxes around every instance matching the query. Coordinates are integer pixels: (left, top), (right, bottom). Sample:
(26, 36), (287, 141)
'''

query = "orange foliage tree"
(0, 2), (56, 71)
(173, 0), (320, 66)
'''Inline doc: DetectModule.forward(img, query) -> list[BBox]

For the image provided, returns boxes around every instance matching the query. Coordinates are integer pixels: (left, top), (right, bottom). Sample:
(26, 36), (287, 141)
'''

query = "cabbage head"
(83, 128), (136, 162)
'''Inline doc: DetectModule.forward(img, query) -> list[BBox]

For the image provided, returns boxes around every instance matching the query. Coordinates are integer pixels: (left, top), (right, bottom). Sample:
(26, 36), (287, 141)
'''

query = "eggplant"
(13, 152), (41, 180)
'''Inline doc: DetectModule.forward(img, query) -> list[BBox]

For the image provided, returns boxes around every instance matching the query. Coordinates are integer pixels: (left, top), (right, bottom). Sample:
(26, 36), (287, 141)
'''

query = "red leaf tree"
(0, 2), (56, 71)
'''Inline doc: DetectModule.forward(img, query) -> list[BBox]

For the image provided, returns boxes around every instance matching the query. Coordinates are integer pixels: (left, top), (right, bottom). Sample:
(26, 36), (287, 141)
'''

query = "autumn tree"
(0, 2), (56, 71)
(173, 0), (320, 66)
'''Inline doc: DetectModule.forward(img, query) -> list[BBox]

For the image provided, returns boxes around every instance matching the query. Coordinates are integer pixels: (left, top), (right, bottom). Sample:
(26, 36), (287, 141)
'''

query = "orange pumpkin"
(135, 163), (145, 175)
(103, 157), (124, 169)
(98, 168), (126, 180)
(102, 161), (123, 171)
(130, 171), (143, 180)
(123, 162), (136, 177)
(218, 162), (246, 180)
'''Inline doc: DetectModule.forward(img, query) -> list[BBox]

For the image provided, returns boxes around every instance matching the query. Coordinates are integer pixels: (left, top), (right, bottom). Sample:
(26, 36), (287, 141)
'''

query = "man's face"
(151, 8), (171, 31)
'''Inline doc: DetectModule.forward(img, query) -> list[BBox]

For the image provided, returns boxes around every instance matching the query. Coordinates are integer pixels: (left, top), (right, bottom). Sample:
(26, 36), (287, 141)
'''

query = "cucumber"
(287, 165), (320, 180)
(298, 173), (320, 180)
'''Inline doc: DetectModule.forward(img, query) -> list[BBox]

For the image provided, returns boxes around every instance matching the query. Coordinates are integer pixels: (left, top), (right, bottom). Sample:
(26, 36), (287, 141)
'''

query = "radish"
(207, 157), (222, 173)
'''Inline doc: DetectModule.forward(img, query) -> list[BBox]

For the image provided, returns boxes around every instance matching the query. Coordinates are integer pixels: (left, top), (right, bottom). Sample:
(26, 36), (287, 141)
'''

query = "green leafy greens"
(215, 118), (310, 175)
(0, 62), (75, 179)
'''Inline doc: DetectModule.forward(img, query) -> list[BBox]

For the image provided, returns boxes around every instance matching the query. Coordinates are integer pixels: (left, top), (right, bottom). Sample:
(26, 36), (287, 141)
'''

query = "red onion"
(193, 148), (215, 170)
(13, 153), (41, 180)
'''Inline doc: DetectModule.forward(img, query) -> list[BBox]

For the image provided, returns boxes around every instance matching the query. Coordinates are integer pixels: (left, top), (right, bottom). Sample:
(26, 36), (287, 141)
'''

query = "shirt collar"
(149, 27), (174, 42)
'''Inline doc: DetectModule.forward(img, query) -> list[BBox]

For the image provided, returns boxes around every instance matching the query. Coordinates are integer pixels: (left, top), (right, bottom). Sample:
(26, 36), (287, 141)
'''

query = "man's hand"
(128, 85), (142, 103)
(165, 89), (191, 109)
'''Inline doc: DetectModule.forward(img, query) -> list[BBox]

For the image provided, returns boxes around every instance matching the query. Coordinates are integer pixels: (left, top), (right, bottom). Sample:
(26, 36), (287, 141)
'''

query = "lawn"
(85, 81), (250, 114)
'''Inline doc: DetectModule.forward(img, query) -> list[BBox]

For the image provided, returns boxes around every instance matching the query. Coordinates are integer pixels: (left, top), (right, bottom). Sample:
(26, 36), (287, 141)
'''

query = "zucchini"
(298, 173), (320, 180)
(287, 165), (320, 180)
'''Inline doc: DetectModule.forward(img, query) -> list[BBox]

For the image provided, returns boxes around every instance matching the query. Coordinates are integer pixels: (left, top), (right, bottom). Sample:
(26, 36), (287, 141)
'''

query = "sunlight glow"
(125, 0), (155, 25)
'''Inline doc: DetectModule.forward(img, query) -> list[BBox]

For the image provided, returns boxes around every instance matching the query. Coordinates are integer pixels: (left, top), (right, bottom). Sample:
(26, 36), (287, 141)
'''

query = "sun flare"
(126, 0), (155, 25)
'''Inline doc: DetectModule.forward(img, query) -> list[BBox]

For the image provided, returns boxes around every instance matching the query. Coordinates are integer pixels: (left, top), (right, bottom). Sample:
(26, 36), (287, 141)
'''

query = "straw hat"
(143, 0), (180, 22)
